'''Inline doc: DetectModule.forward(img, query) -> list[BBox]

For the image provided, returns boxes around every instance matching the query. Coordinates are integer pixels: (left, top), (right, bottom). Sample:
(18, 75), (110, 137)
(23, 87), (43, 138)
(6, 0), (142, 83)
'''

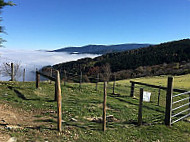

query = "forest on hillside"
(51, 39), (190, 81)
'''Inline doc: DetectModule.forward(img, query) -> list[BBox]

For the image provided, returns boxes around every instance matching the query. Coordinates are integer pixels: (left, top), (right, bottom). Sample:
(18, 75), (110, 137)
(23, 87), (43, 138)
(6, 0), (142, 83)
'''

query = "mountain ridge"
(52, 43), (151, 54)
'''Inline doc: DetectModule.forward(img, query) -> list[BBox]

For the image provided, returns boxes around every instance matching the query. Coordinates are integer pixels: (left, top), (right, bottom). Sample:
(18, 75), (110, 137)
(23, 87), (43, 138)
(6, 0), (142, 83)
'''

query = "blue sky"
(1, 0), (190, 50)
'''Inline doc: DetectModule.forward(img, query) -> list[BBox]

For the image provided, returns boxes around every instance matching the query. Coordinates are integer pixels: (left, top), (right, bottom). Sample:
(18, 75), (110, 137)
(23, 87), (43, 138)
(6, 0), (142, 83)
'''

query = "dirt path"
(0, 103), (50, 142)
(0, 103), (30, 141)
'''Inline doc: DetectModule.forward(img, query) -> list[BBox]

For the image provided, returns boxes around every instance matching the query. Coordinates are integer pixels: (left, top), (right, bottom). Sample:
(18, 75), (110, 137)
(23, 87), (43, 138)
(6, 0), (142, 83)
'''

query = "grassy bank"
(0, 74), (190, 142)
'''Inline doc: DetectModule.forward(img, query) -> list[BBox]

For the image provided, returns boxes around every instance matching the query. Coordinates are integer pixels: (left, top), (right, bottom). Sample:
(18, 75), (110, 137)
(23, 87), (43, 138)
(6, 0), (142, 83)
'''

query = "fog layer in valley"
(0, 48), (99, 81)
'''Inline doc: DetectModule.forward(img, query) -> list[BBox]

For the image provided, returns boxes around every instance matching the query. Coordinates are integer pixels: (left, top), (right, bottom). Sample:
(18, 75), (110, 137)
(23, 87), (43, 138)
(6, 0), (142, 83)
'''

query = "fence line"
(3, 63), (190, 128)
(130, 81), (187, 94)
(36, 70), (62, 132)
(129, 77), (190, 126)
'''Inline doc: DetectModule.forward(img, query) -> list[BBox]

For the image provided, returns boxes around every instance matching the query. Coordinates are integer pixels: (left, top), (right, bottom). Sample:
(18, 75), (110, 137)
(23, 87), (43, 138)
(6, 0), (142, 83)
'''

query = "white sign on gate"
(143, 91), (151, 102)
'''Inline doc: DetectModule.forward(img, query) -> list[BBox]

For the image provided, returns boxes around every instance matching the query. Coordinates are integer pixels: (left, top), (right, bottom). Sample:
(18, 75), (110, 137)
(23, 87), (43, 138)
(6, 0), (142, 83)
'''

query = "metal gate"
(171, 91), (190, 125)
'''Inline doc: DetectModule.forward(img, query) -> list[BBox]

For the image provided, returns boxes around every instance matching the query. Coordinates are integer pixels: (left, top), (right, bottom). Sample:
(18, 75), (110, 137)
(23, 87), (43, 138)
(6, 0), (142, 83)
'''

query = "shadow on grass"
(34, 118), (56, 123)
(121, 116), (164, 126)
(2, 82), (34, 90)
(25, 125), (57, 131)
(47, 100), (56, 102)
(8, 86), (27, 100)
(148, 115), (165, 124)
(7, 86), (49, 101)
(63, 121), (102, 131)
(108, 93), (130, 98)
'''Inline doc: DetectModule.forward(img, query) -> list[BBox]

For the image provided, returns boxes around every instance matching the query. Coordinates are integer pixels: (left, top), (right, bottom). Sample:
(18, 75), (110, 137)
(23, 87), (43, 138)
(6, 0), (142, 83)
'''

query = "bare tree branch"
(0, 62), (21, 81)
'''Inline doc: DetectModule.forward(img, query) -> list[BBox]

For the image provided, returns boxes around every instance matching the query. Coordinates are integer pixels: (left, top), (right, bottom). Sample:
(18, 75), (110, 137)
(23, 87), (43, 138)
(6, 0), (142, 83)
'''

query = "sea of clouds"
(0, 48), (99, 81)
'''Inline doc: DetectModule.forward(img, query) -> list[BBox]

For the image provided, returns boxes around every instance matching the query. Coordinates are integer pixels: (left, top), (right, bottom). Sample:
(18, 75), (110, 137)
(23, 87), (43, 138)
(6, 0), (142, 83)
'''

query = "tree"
(100, 63), (111, 82)
(1, 62), (21, 81)
(0, 0), (15, 46)
(87, 66), (100, 76)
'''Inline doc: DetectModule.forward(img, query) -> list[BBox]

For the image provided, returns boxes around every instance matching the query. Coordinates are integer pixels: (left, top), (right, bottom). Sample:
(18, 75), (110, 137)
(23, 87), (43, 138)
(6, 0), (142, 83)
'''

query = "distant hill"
(52, 39), (190, 80)
(52, 43), (151, 54)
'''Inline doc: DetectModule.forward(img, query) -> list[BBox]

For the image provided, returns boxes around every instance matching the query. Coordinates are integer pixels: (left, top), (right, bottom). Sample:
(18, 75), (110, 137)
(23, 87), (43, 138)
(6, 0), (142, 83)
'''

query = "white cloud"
(0, 49), (99, 81)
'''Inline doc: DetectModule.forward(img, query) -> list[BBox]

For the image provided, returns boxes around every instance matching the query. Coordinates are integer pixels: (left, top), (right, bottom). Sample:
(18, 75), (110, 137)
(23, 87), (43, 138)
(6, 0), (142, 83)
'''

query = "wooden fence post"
(64, 70), (67, 86)
(55, 82), (57, 101)
(11, 63), (14, 81)
(79, 71), (82, 88)
(113, 74), (116, 94)
(138, 88), (143, 126)
(56, 70), (62, 132)
(54, 70), (58, 101)
(50, 68), (52, 84)
(157, 86), (161, 106)
(189, 94), (190, 113)
(96, 73), (99, 91)
(130, 82), (135, 97)
(103, 81), (107, 131)
(23, 68), (25, 82)
(165, 77), (173, 126)
(36, 69), (40, 89)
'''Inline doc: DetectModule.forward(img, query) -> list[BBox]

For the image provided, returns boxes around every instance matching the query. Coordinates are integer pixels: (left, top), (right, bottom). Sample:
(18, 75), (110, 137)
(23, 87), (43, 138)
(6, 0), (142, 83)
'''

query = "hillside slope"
(52, 39), (190, 79)
(0, 74), (190, 141)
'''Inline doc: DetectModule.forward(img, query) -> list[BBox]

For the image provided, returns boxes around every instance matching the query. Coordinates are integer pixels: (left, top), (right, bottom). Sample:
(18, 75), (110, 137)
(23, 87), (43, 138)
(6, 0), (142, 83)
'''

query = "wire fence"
(1, 59), (189, 127)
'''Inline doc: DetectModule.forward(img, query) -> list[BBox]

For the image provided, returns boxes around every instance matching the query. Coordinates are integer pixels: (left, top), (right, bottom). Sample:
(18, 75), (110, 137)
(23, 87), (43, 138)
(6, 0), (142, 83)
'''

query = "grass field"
(0, 74), (190, 142)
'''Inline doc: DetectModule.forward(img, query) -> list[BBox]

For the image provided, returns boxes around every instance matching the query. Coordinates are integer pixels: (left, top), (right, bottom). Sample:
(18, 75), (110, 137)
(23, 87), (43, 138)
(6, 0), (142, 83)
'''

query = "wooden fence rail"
(130, 80), (187, 98)
(36, 71), (56, 81)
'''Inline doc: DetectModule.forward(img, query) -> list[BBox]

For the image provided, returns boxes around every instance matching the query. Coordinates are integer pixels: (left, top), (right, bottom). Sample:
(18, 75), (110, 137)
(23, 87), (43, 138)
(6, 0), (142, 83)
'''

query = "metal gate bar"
(173, 97), (190, 105)
(171, 108), (190, 118)
(171, 113), (190, 124)
(172, 102), (190, 111)
(173, 91), (190, 98)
